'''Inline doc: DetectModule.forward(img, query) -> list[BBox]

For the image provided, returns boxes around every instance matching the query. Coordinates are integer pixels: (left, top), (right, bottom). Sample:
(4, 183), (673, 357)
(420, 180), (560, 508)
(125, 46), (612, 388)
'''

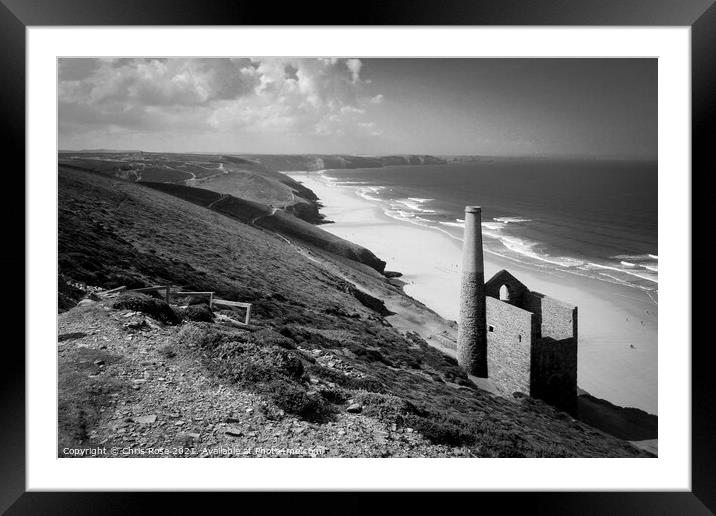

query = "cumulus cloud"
(345, 59), (362, 83)
(58, 57), (385, 144)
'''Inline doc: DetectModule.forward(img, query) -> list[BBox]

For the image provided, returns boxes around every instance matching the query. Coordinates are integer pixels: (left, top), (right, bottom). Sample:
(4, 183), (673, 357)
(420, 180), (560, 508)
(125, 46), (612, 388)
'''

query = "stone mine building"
(458, 206), (578, 415)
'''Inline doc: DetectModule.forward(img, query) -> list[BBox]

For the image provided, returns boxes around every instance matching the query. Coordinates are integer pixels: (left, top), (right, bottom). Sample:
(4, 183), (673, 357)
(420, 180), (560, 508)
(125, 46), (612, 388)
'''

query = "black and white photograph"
(55, 56), (660, 459)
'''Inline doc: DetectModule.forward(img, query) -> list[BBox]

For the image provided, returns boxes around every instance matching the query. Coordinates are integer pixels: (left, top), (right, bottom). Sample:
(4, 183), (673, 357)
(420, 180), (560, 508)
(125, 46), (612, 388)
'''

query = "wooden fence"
(98, 285), (252, 325)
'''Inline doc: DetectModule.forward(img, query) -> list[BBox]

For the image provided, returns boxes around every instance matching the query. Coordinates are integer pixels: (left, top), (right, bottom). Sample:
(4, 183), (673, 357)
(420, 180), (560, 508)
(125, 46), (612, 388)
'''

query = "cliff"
(239, 154), (447, 171)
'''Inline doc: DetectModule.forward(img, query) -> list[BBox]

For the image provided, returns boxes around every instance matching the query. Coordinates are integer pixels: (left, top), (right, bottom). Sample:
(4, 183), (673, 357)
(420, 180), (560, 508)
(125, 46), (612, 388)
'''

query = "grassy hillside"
(57, 166), (649, 458)
(139, 182), (386, 273)
(56, 151), (453, 224)
(58, 151), (324, 223)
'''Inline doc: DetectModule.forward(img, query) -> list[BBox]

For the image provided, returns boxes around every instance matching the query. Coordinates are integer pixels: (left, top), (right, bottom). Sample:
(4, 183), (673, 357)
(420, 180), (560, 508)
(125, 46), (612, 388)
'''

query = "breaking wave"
(319, 170), (658, 295)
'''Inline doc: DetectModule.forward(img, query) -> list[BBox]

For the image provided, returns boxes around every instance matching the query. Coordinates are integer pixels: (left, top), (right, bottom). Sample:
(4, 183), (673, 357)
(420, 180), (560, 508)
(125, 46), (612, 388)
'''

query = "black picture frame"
(3, 0), (710, 513)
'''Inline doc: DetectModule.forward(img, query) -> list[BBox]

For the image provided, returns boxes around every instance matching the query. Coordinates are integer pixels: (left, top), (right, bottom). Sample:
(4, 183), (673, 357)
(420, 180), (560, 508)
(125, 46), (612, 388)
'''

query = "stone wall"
(523, 291), (576, 340)
(486, 297), (536, 395)
(531, 333), (578, 415)
(528, 295), (578, 414)
(485, 270), (529, 306)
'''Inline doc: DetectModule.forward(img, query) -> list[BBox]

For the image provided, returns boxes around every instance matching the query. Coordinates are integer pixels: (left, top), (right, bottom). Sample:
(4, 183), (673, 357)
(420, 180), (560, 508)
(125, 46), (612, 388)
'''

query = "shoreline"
(288, 170), (658, 415)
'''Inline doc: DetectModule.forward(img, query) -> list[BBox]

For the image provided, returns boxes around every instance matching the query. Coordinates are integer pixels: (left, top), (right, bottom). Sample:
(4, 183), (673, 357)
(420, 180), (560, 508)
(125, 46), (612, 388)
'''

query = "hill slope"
(139, 181), (386, 273)
(58, 151), (325, 223)
(57, 166), (649, 458)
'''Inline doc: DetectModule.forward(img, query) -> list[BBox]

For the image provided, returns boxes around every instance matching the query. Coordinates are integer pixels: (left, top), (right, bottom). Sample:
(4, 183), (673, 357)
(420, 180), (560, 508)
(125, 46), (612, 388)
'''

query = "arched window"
(499, 284), (510, 301)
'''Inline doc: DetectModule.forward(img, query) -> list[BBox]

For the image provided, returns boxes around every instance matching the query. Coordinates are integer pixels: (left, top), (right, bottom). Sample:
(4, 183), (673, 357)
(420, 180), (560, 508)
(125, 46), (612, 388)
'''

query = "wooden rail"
(126, 285), (171, 303)
(175, 291), (214, 307)
(212, 299), (252, 325)
(98, 285), (252, 325)
(98, 285), (126, 297)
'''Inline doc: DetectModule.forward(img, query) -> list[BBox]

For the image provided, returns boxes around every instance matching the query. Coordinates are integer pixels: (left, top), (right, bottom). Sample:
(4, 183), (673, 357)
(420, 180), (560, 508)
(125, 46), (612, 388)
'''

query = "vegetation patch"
(182, 304), (214, 322)
(351, 390), (570, 454)
(178, 323), (332, 422)
(264, 380), (331, 422)
(306, 363), (385, 394)
(58, 332), (88, 342)
(112, 292), (182, 324)
(58, 275), (84, 312)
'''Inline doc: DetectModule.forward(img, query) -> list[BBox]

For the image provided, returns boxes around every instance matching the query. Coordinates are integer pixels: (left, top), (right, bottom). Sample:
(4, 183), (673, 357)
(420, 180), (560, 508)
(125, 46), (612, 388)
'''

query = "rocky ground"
(58, 300), (470, 458)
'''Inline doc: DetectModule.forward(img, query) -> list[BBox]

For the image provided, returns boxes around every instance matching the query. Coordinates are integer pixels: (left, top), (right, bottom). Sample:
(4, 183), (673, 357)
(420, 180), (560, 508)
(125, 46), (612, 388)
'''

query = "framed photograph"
(5, 0), (711, 512)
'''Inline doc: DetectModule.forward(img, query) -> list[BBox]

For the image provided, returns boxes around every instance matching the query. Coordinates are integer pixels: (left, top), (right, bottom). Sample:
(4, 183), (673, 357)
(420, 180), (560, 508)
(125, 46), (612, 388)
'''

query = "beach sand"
(289, 171), (658, 415)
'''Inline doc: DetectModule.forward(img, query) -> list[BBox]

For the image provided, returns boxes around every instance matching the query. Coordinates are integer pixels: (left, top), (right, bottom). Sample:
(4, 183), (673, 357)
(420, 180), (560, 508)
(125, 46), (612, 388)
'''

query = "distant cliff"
(239, 154), (447, 172)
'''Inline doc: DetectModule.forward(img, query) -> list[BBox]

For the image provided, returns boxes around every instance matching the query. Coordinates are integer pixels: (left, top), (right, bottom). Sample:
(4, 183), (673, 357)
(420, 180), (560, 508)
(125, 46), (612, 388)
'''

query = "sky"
(58, 58), (657, 158)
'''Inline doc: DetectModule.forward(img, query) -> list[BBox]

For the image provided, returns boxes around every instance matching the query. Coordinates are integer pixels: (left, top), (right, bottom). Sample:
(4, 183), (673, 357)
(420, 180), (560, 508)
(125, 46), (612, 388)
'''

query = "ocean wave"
(584, 261), (658, 284)
(395, 198), (437, 213)
(356, 186), (385, 202)
(611, 254), (659, 277)
(330, 177), (657, 293)
(383, 208), (449, 235)
(614, 253), (658, 262)
(494, 216), (533, 224)
(443, 215), (586, 269)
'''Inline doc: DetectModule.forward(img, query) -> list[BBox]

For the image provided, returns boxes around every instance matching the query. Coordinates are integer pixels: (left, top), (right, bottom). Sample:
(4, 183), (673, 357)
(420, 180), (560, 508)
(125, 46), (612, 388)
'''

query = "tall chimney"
(457, 205), (488, 377)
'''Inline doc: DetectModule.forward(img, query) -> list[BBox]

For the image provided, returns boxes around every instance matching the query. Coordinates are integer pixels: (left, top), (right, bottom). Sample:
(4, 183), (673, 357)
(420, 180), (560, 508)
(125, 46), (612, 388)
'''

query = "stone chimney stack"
(457, 206), (488, 377)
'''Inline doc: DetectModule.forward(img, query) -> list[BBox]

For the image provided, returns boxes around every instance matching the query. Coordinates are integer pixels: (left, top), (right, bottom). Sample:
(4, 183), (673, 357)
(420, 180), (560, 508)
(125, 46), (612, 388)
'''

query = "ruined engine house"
(457, 206), (578, 415)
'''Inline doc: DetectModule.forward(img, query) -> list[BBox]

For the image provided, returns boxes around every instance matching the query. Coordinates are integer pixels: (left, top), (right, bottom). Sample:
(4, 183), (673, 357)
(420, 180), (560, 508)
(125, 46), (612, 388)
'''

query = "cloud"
(340, 105), (366, 115)
(58, 57), (384, 144)
(345, 59), (362, 83)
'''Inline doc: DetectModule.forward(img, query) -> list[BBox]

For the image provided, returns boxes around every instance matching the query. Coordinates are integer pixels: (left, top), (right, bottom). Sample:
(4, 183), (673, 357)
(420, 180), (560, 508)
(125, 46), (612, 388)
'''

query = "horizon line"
(57, 149), (657, 161)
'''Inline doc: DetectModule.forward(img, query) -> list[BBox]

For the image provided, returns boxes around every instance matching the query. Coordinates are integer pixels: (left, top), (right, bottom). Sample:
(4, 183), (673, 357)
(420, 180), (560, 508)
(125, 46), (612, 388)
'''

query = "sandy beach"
(288, 171), (658, 415)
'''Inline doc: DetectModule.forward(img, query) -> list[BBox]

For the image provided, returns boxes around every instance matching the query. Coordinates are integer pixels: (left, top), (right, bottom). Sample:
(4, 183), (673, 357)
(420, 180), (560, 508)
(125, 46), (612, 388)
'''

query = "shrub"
(264, 380), (331, 422)
(112, 292), (181, 324)
(187, 295), (210, 306)
(176, 323), (245, 350)
(352, 391), (477, 447)
(305, 364), (385, 393)
(402, 414), (475, 447)
(178, 323), (333, 422)
(355, 391), (419, 423)
(212, 344), (305, 384)
(319, 388), (348, 404)
(249, 329), (296, 350)
(183, 304), (214, 322)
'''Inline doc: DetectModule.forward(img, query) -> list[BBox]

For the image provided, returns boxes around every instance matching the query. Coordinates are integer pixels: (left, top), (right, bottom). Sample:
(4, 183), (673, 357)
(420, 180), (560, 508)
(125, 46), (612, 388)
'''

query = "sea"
(319, 158), (658, 300)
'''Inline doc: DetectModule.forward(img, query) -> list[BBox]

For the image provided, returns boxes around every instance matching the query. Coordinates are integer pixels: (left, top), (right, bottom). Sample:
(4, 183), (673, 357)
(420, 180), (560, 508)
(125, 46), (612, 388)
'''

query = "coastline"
(287, 170), (658, 415)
